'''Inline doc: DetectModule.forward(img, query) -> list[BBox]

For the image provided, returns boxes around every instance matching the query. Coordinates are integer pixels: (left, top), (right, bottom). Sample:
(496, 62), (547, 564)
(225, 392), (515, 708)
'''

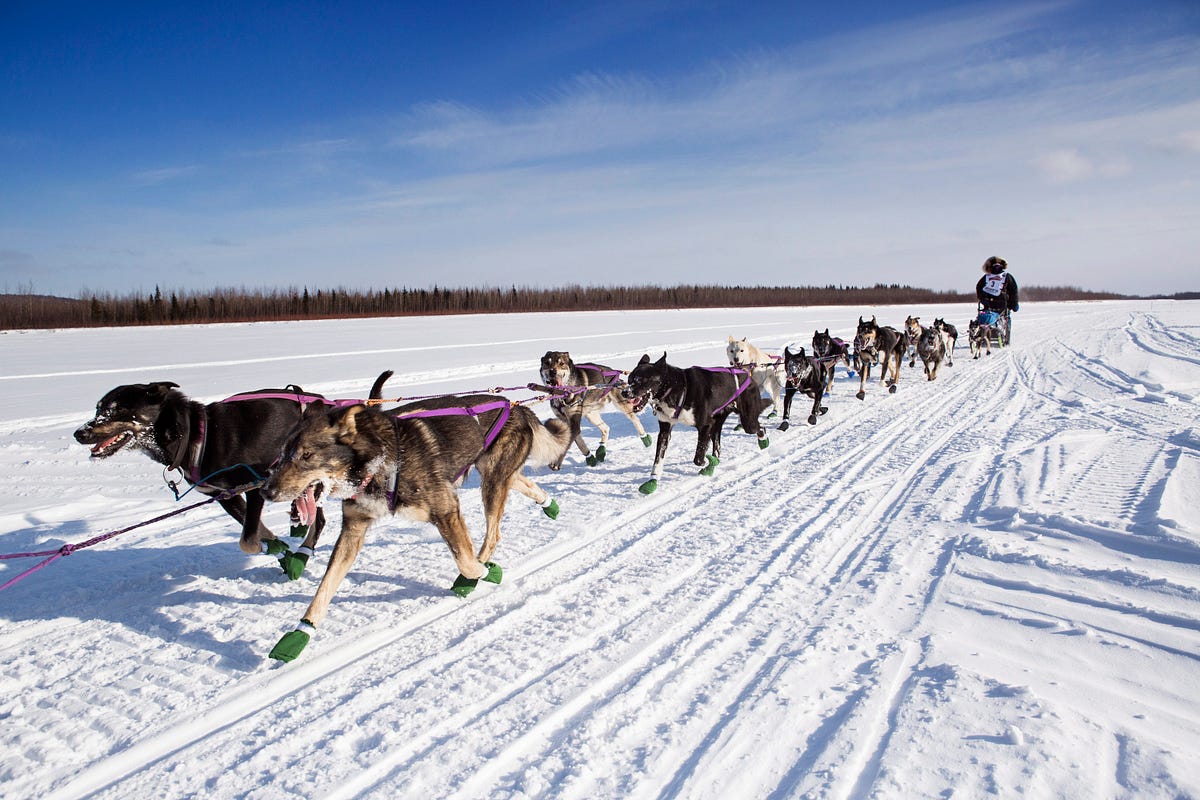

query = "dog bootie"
(451, 562), (503, 597)
(699, 455), (719, 477)
(586, 445), (607, 467)
(778, 419), (790, 431)
(641, 434), (652, 447)
(262, 539), (290, 556)
(638, 478), (658, 495)
(758, 436), (770, 450)
(269, 619), (315, 662)
(278, 546), (313, 581)
(540, 497), (560, 520)
(288, 523), (310, 538)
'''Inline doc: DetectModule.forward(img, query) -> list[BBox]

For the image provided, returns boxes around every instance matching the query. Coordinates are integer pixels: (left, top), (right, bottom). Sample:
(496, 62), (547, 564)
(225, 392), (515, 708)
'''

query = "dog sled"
(975, 305), (1011, 347)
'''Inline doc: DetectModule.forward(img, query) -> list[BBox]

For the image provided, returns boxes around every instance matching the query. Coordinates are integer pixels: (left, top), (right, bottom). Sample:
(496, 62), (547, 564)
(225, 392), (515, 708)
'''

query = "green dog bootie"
(269, 620), (315, 662)
(641, 434), (652, 447)
(263, 539), (290, 556)
(288, 523), (310, 538)
(699, 455), (719, 477)
(758, 436), (770, 450)
(451, 562), (503, 597)
(541, 498), (560, 520)
(278, 547), (312, 581)
(638, 478), (658, 495)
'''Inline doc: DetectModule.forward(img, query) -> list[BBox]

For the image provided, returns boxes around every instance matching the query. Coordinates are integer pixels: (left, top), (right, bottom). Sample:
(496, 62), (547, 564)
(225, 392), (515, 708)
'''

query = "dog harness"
(656, 366), (754, 419)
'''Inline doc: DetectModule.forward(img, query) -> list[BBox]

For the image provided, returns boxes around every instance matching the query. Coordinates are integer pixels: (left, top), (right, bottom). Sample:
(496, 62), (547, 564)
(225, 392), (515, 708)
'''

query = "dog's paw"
(889, 384), (898, 394)
(757, 436), (770, 450)
(638, 478), (658, 495)
(594, 444), (606, 463)
(856, 390), (866, 401)
(263, 539), (290, 556)
(288, 524), (310, 538)
(269, 621), (315, 663)
(699, 455), (719, 477)
(278, 549), (310, 581)
(541, 498), (560, 520)
(778, 419), (790, 431)
(640, 434), (653, 447)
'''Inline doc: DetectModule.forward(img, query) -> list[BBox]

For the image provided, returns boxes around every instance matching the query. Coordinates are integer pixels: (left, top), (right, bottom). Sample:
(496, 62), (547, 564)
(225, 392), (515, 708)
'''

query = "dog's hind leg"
(268, 503), (371, 662)
(512, 470), (559, 519)
(477, 469), (518, 565)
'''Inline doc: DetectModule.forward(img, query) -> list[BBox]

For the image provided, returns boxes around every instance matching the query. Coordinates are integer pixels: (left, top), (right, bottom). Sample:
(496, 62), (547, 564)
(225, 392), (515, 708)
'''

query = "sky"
(1, 0), (1198, 298)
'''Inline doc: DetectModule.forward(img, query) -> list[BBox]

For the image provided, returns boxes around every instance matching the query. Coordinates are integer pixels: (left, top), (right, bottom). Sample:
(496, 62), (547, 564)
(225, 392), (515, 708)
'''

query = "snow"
(2, 299), (1198, 799)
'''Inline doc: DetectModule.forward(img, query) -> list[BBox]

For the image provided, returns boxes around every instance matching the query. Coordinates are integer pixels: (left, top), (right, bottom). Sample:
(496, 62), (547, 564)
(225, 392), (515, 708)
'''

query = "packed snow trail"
(1, 301), (1198, 799)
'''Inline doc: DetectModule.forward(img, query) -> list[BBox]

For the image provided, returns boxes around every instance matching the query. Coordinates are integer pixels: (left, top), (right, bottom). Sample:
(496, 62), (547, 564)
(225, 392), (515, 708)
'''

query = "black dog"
(812, 328), (852, 393)
(623, 353), (770, 494)
(852, 316), (906, 400)
(74, 373), (390, 578)
(778, 346), (829, 430)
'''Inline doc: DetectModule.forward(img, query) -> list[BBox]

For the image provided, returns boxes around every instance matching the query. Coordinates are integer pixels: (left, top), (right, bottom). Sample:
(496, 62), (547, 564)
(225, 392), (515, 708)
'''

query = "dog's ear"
(728, 336), (735, 343)
(336, 404), (368, 442)
(859, 316), (864, 324)
(656, 352), (668, 364)
(825, 328), (830, 336)
(637, 354), (650, 365)
(146, 381), (180, 401)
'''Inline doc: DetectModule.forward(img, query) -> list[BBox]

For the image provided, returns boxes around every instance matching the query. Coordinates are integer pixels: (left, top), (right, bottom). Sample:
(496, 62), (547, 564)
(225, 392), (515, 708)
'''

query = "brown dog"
(261, 394), (570, 661)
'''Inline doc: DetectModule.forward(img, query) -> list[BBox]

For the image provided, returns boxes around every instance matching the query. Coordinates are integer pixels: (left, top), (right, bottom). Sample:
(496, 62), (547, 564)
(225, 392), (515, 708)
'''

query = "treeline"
(0, 283), (1129, 331)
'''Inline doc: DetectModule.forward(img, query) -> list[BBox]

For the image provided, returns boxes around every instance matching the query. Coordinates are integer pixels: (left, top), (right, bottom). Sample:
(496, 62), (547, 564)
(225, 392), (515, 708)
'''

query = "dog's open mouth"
(291, 483), (321, 527)
(89, 430), (134, 458)
(628, 393), (649, 413)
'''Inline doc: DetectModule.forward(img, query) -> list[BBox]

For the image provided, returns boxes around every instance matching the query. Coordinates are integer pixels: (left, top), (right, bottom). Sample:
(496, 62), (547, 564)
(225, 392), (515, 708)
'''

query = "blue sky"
(2, 0), (1197, 297)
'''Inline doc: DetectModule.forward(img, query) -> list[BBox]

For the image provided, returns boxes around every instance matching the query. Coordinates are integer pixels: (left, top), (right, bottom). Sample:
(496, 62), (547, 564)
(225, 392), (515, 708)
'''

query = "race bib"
(981, 273), (1006, 297)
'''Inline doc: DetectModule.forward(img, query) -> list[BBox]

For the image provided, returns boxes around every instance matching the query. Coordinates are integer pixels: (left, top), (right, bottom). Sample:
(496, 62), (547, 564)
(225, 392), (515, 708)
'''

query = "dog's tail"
(526, 411), (572, 467)
(369, 370), (394, 400)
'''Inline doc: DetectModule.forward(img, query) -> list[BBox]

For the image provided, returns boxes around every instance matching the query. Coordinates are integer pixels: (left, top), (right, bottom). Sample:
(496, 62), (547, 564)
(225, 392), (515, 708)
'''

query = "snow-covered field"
(2, 300), (1198, 800)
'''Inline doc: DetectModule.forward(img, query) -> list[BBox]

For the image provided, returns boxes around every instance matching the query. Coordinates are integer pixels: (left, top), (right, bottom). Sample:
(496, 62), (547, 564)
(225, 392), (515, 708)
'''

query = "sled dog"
(933, 318), (957, 367)
(778, 345), (829, 430)
(74, 372), (390, 577)
(904, 316), (923, 368)
(853, 316), (906, 399)
(969, 319), (993, 359)
(916, 324), (947, 380)
(811, 328), (852, 393)
(261, 394), (570, 661)
(623, 353), (770, 494)
(726, 336), (784, 418)
(538, 351), (650, 468)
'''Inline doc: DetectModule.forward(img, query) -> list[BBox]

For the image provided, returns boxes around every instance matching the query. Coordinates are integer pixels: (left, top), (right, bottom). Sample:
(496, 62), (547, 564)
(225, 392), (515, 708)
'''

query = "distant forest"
(0, 283), (1143, 331)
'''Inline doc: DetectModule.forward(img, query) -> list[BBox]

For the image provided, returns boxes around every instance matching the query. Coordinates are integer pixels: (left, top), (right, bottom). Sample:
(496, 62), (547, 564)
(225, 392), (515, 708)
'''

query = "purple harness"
(382, 399), (514, 506)
(667, 366), (753, 419)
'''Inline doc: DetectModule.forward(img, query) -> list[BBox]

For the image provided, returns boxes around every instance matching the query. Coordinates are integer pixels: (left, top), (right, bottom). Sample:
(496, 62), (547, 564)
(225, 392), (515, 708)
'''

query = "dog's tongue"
(295, 485), (318, 526)
(90, 433), (123, 456)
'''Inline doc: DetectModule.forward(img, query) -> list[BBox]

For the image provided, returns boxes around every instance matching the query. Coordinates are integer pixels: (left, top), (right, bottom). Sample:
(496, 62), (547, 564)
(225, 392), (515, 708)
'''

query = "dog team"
(73, 311), (976, 662)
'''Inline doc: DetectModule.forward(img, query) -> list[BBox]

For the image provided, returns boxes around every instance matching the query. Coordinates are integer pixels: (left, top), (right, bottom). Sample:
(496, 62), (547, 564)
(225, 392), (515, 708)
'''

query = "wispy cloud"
(130, 164), (203, 186)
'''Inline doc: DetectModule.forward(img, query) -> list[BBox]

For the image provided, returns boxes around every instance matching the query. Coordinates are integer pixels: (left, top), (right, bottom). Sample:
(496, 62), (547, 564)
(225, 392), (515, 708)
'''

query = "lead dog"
(74, 373), (389, 578)
(261, 394), (571, 661)
(853, 316), (906, 399)
(778, 345), (829, 430)
(726, 336), (784, 418)
(539, 351), (651, 468)
(623, 353), (770, 494)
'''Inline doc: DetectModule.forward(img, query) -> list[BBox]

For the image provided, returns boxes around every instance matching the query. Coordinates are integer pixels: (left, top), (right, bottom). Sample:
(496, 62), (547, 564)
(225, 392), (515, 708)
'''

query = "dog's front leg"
(435, 499), (502, 597)
(779, 385), (796, 430)
(268, 501), (372, 662)
(696, 420), (720, 477)
(639, 421), (672, 494)
(236, 490), (275, 555)
(583, 409), (610, 465)
(808, 383), (827, 425)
